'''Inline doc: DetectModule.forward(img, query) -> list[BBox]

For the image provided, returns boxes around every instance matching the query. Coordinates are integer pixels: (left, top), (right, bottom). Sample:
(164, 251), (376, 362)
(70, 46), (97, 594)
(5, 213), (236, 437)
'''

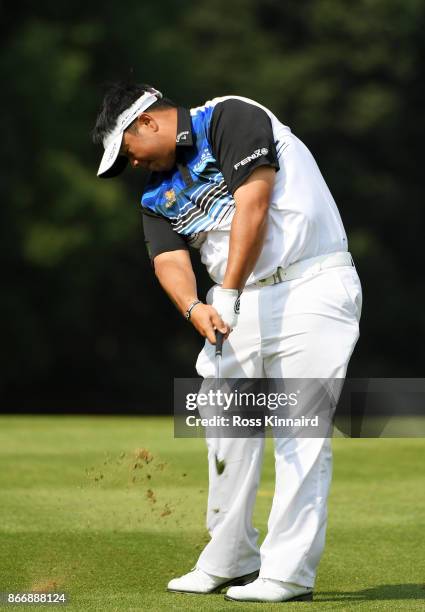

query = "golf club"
(215, 330), (224, 380)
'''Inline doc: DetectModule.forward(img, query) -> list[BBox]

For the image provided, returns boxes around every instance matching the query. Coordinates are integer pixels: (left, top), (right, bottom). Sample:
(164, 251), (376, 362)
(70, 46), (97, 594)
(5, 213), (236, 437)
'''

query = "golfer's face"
(121, 116), (176, 173)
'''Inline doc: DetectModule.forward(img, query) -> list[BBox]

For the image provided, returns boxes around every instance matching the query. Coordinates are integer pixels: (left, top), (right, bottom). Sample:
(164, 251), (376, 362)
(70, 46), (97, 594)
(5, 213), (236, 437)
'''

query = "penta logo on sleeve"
(234, 148), (269, 170)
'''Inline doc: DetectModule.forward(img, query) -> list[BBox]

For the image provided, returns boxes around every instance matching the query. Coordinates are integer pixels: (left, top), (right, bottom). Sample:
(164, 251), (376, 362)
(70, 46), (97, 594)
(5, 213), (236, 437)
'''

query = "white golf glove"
(212, 287), (241, 329)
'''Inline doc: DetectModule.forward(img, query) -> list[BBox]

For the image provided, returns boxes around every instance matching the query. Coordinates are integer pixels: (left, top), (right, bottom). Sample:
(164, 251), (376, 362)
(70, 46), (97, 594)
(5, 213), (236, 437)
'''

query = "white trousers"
(194, 265), (362, 587)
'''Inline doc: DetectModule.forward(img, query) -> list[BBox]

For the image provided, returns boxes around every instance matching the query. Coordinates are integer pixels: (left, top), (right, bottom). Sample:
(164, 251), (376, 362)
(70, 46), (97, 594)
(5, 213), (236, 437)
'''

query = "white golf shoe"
(167, 568), (259, 594)
(225, 577), (313, 602)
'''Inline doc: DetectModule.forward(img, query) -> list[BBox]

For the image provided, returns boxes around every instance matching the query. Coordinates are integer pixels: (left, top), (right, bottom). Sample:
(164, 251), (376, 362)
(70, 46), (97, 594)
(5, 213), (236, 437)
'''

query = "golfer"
(92, 82), (362, 603)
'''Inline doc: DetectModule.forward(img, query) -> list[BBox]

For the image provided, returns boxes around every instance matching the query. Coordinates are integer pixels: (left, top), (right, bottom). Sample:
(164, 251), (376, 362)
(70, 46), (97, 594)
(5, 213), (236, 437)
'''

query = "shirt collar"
(175, 107), (194, 147)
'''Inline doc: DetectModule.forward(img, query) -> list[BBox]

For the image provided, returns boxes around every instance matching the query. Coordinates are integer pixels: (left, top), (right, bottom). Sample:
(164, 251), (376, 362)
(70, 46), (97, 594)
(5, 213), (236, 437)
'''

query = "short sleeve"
(209, 99), (279, 194)
(142, 209), (189, 262)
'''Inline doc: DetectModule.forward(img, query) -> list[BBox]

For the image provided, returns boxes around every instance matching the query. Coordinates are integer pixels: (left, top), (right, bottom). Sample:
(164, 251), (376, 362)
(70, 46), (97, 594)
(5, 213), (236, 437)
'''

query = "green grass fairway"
(0, 417), (424, 611)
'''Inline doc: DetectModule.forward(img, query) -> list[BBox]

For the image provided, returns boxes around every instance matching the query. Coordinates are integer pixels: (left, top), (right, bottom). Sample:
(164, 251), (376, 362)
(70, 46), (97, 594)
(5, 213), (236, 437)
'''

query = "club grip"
(215, 330), (224, 357)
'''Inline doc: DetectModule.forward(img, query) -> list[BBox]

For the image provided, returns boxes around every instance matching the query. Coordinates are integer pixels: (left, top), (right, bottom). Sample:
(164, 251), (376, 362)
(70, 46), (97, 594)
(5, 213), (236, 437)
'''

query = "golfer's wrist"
(184, 298), (202, 320)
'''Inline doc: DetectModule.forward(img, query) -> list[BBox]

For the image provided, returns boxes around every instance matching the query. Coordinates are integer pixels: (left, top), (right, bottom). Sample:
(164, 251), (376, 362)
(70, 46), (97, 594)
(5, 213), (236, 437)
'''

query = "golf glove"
(212, 287), (241, 329)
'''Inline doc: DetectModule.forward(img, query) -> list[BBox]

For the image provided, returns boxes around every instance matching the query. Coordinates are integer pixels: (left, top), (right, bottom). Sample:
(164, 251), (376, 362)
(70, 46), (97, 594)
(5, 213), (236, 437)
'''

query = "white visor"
(96, 89), (162, 178)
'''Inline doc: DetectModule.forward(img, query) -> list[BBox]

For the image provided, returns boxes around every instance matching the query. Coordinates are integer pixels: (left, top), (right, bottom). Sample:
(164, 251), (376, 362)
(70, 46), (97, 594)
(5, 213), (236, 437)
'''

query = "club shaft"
(215, 331), (224, 379)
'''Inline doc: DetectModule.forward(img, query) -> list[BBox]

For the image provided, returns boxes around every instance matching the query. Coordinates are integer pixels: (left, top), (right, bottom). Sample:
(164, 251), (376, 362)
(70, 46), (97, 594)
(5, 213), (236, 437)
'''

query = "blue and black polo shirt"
(142, 97), (279, 260)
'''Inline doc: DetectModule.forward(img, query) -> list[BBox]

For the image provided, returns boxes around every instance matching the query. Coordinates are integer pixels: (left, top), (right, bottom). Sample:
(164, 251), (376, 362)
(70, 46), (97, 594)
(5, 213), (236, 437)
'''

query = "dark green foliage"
(1, 0), (424, 410)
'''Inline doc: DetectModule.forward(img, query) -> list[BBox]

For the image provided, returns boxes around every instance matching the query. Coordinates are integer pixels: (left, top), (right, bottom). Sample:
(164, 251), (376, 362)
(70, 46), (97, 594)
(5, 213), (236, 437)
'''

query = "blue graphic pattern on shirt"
(141, 103), (235, 236)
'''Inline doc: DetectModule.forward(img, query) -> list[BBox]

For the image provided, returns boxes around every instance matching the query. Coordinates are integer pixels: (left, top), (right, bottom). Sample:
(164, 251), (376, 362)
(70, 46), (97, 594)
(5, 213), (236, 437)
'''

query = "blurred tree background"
(1, 0), (424, 412)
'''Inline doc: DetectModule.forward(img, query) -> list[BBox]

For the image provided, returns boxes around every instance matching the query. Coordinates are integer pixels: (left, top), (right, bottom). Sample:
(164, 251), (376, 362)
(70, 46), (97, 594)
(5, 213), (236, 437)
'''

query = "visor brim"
(98, 154), (128, 179)
(97, 132), (128, 178)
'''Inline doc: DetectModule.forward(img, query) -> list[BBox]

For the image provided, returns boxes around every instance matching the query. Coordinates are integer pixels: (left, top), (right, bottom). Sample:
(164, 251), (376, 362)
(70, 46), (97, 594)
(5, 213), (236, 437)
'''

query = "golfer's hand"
(212, 287), (240, 330)
(190, 304), (230, 344)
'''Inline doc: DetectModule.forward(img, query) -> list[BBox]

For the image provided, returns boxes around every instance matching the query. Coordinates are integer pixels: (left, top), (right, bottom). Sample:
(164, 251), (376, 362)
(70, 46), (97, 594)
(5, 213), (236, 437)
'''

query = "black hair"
(91, 81), (177, 145)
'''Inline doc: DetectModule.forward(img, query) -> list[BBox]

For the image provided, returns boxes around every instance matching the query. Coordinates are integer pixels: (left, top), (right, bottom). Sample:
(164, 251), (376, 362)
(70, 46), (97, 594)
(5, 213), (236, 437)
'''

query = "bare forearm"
(154, 251), (198, 315)
(153, 249), (228, 343)
(222, 166), (275, 290)
(222, 205), (268, 290)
